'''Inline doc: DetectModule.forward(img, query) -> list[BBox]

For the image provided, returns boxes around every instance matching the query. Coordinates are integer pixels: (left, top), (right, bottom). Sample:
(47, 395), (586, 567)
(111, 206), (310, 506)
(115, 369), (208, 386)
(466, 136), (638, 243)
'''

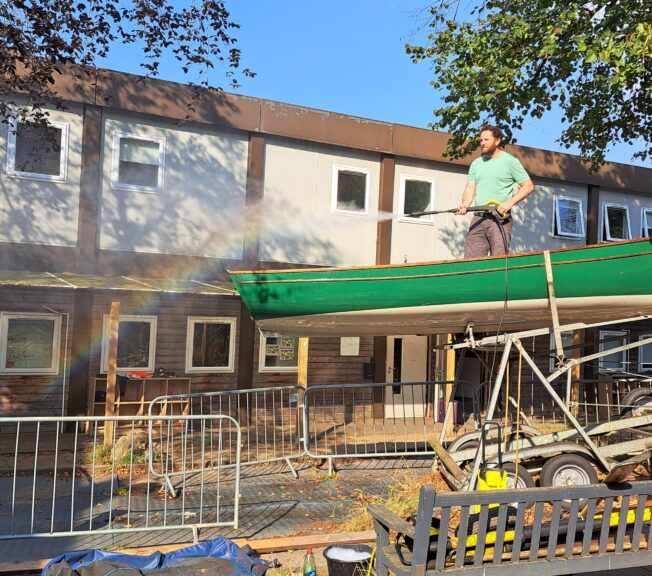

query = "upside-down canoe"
(229, 238), (652, 337)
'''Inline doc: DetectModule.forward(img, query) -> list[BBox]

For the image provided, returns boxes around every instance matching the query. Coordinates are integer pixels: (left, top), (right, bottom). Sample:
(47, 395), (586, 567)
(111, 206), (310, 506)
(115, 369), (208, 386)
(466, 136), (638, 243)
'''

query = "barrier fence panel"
(149, 387), (304, 471)
(302, 381), (478, 460)
(0, 414), (240, 542)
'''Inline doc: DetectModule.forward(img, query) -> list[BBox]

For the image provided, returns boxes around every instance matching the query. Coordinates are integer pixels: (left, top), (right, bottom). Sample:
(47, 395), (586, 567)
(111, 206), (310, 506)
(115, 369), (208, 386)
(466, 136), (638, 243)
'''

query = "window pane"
(264, 337), (299, 369)
(600, 334), (626, 371)
(336, 170), (366, 212)
(644, 211), (652, 237)
(404, 180), (432, 219)
(117, 321), (151, 369)
(192, 322), (231, 368)
(641, 337), (652, 370)
(118, 138), (160, 187)
(557, 199), (581, 235)
(14, 123), (62, 176)
(5, 318), (55, 369)
(606, 206), (629, 239)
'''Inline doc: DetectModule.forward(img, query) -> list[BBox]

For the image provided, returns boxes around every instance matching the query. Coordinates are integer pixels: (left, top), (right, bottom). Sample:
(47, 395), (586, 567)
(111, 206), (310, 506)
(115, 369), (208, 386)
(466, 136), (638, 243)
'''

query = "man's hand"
(455, 205), (468, 216)
(496, 202), (512, 216)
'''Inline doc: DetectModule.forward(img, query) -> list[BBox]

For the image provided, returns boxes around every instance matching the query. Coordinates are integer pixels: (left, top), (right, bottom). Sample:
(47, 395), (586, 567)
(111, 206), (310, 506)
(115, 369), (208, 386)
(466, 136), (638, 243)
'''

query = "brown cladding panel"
(0, 244), (78, 273)
(392, 125), (468, 168)
(260, 102), (392, 152)
(376, 154), (395, 265)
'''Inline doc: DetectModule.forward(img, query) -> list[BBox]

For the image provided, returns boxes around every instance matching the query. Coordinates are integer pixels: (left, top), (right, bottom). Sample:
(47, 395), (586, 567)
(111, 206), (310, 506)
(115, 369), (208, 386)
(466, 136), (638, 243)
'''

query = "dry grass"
(342, 470), (450, 532)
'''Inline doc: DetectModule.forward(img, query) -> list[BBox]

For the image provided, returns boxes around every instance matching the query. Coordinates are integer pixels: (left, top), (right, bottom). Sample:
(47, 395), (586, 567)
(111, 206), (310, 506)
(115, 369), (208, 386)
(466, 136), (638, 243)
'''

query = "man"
(456, 125), (534, 258)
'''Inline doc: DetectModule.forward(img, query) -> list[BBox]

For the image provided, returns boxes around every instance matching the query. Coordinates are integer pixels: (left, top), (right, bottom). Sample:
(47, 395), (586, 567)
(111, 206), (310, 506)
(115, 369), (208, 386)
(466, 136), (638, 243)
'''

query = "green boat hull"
(229, 239), (652, 336)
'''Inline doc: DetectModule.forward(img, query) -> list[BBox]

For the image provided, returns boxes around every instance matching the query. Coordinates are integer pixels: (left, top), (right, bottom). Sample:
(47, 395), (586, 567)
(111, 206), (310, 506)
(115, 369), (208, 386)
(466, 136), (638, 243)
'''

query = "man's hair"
(479, 124), (503, 141)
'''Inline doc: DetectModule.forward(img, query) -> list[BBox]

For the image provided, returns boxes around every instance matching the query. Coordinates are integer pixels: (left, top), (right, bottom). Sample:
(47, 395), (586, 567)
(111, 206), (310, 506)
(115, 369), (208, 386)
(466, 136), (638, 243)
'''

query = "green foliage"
(0, 0), (254, 126)
(406, 0), (651, 169)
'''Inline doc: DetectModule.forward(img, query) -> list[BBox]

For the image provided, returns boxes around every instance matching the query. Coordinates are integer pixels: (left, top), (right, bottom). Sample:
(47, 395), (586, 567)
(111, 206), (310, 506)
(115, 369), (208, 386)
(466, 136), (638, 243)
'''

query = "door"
(385, 335), (428, 418)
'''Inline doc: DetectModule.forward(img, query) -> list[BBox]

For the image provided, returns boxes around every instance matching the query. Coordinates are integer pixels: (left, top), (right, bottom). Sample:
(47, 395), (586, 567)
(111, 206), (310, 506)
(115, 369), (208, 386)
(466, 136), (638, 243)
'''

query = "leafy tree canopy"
(406, 0), (651, 169)
(1, 0), (253, 124)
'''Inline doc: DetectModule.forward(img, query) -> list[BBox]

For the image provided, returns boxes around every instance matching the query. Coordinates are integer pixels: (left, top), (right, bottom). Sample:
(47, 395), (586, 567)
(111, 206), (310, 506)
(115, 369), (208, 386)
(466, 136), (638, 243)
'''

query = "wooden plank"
(297, 337), (309, 388)
(104, 301), (120, 447)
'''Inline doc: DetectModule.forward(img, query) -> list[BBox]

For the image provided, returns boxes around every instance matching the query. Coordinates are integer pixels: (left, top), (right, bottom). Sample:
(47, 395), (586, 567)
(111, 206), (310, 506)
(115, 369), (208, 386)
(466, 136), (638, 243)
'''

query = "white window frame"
(100, 315), (157, 373)
(398, 175), (435, 225)
(639, 334), (652, 373)
(110, 131), (165, 193)
(331, 165), (371, 216)
(259, 332), (299, 373)
(551, 195), (585, 239)
(599, 330), (628, 372)
(0, 312), (61, 375)
(641, 208), (652, 238)
(185, 316), (236, 373)
(549, 330), (576, 371)
(602, 202), (632, 242)
(6, 120), (69, 182)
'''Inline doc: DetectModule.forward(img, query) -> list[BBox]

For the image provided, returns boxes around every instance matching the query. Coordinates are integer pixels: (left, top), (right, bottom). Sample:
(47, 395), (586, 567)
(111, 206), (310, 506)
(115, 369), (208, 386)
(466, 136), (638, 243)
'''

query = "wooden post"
(297, 337), (309, 389)
(104, 301), (120, 448)
(444, 334), (455, 439)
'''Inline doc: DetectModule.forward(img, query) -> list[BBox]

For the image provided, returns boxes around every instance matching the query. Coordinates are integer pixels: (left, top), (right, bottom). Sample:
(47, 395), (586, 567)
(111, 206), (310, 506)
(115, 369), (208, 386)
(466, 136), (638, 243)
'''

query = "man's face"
(479, 130), (501, 155)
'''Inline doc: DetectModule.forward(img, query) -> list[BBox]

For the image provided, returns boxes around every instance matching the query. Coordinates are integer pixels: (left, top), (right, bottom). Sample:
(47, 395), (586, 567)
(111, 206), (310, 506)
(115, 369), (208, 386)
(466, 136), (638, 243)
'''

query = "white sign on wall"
(340, 337), (360, 356)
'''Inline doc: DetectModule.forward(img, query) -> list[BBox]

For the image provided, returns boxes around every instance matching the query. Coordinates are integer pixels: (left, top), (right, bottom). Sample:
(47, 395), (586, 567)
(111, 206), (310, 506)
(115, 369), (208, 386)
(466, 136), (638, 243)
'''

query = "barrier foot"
(328, 458), (337, 475)
(164, 474), (177, 499)
(192, 526), (199, 544)
(285, 457), (299, 479)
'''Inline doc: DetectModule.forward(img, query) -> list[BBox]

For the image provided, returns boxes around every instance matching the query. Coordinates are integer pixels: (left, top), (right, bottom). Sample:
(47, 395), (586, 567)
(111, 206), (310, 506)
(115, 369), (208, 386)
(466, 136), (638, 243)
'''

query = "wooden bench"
(369, 480), (652, 576)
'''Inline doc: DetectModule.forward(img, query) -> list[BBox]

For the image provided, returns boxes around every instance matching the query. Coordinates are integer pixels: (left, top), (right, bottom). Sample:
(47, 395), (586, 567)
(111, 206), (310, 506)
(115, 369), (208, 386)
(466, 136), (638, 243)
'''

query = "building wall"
(98, 114), (249, 259)
(0, 105), (83, 247)
(598, 187), (652, 241)
(260, 137), (380, 266)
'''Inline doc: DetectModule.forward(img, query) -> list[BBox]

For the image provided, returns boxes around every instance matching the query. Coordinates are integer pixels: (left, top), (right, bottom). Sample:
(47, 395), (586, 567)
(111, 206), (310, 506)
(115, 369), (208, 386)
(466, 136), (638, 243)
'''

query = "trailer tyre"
(503, 463), (536, 509)
(540, 454), (598, 509)
(620, 387), (652, 423)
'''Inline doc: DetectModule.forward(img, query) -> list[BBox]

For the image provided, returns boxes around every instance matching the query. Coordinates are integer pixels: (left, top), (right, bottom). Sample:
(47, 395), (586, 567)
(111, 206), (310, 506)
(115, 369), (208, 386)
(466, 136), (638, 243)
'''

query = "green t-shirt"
(467, 151), (530, 206)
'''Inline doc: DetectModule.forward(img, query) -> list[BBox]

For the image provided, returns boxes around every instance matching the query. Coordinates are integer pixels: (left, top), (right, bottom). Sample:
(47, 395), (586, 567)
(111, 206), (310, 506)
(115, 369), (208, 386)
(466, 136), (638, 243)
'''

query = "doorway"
(385, 335), (428, 418)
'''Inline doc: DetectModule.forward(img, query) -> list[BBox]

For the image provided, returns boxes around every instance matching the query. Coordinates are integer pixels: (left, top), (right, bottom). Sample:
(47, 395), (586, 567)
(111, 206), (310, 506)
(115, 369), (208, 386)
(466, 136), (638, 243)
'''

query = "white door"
(385, 335), (428, 418)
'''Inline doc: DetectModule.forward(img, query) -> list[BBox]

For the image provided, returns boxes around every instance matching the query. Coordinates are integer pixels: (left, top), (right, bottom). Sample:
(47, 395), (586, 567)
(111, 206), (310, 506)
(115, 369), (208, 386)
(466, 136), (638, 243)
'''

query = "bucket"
(323, 544), (373, 576)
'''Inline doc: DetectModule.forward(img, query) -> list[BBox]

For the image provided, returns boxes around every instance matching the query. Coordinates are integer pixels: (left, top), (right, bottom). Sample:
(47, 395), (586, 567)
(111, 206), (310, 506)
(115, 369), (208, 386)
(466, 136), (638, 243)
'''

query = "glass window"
(401, 176), (434, 222)
(6, 121), (68, 181)
(642, 209), (652, 238)
(111, 132), (164, 191)
(553, 196), (584, 238)
(186, 317), (236, 372)
(259, 334), (299, 372)
(640, 334), (652, 373)
(332, 166), (369, 213)
(599, 330), (628, 372)
(101, 315), (157, 373)
(0, 313), (61, 374)
(602, 203), (631, 241)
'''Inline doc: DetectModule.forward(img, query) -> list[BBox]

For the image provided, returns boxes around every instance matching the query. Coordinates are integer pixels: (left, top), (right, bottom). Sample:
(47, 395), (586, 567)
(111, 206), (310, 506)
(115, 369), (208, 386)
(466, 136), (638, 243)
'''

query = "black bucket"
(323, 544), (373, 576)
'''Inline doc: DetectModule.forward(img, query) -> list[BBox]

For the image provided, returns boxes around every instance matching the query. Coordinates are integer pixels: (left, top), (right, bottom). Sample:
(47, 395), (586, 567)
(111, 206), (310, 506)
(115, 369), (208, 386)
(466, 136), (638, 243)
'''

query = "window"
(399, 176), (435, 223)
(602, 203), (631, 241)
(552, 196), (584, 238)
(642, 209), (652, 238)
(6, 121), (69, 181)
(186, 317), (236, 373)
(111, 132), (165, 192)
(0, 313), (61, 374)
(599, 330), (628, 372)
(100, 315), (157, 373)
(332, 166), (370, 214)
(259, 334), (299, 372)
(640, 335), (652, 373)
(549, 330), (576, 371)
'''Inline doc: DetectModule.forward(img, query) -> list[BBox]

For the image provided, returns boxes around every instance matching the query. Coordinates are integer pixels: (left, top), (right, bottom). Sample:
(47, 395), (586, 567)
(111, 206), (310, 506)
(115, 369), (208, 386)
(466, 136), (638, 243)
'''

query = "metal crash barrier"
(0, 414), (240, 543)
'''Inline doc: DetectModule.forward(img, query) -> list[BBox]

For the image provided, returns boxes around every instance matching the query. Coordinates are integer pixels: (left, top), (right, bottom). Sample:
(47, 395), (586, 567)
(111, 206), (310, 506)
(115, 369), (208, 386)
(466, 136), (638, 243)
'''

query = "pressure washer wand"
(404, 202), (500, 218)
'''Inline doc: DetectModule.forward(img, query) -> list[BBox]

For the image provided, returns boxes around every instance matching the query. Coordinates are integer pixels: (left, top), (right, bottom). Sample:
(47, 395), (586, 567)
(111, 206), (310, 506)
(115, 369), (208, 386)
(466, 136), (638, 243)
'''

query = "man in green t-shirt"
(456, 125), (534, 258)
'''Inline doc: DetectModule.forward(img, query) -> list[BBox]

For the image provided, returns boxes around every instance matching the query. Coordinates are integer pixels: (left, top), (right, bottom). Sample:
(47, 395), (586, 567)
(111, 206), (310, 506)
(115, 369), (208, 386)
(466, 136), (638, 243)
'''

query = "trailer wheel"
(503, 463), (536, 509)
(540, 454), (598, 509)
(620, 387), (652, 427)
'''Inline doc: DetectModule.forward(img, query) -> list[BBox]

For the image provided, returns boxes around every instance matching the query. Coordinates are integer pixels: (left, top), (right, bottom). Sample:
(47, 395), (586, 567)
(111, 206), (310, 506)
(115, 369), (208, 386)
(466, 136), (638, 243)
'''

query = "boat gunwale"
(233, 249), (652, 286)
(228, 237), (652, 277)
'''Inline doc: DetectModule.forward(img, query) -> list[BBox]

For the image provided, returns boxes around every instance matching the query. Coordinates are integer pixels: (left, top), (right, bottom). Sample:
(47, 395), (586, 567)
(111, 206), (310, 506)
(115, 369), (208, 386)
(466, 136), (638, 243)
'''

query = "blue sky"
(102, 1), (649, 168)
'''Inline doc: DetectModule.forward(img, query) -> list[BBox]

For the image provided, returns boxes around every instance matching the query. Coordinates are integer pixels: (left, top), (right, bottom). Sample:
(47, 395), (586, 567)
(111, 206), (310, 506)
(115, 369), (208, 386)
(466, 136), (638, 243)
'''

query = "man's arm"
(456, 181), (476, 215)
(497, 179), (534, 215)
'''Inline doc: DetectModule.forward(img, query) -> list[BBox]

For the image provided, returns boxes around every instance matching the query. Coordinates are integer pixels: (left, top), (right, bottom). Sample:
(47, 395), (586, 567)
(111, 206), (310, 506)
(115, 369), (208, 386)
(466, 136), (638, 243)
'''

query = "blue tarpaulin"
(41, 536), (269, 576)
